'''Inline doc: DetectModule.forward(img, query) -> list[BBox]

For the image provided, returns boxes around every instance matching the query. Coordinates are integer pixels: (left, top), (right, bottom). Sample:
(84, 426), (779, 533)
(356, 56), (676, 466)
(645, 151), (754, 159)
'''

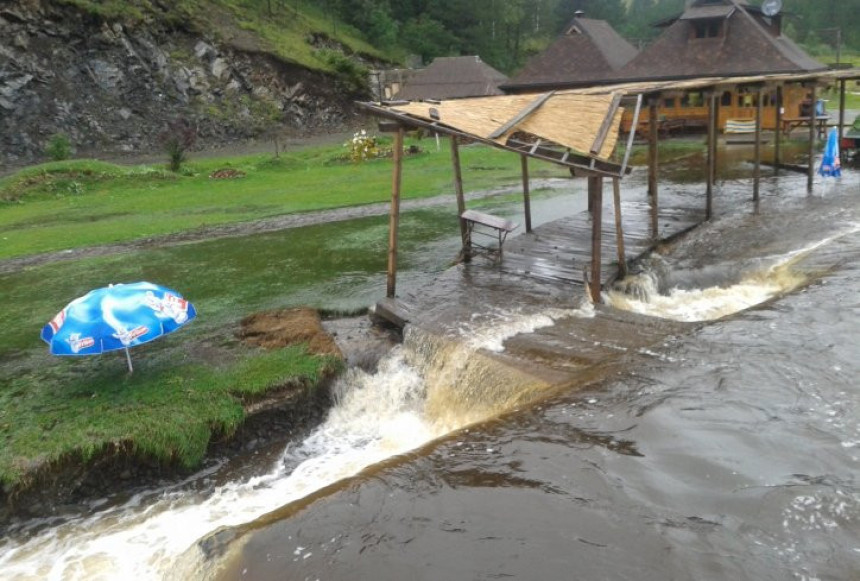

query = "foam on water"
(1, 302), (590, 580)
(605, 224), (860, 322)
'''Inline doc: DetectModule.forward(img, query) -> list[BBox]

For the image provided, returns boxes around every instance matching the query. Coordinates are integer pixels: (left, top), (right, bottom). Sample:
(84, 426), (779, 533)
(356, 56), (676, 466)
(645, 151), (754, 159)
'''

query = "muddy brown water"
(207, 155), (860, 581)
(2, 144), (859, 580)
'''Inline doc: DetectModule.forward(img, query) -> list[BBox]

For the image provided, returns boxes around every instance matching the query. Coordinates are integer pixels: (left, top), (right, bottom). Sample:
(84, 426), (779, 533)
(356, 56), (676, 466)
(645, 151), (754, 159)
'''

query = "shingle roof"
(679, 5), (736, 20)
(612, 0), (825, 82)
(501, 17), (638, 91)
(393, 56), (508, 101)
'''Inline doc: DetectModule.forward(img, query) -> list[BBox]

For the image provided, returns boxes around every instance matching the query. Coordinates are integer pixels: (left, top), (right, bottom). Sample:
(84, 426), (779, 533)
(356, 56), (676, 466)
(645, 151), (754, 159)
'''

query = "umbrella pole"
(124, 347), (134, 373)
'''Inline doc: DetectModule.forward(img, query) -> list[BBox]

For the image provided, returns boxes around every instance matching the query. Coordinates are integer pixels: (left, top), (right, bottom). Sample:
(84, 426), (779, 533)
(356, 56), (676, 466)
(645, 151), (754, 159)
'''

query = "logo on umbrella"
(68, 333), (95, 354)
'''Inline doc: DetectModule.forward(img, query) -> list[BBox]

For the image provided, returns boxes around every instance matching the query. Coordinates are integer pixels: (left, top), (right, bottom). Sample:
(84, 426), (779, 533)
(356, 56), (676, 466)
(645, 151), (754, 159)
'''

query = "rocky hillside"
(0, 0), (385, 169)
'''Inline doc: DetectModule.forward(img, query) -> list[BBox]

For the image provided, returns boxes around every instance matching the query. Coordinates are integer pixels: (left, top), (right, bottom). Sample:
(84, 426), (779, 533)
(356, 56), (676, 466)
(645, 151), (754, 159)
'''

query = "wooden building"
(502, 1), (828, 133)
(614, 0), (828, 132)
(393, 56), (508, 101)
(501, 12), (638, 93)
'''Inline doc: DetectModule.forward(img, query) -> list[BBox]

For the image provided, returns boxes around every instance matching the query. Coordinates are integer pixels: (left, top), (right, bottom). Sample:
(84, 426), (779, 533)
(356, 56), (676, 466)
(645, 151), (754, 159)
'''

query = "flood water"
(2, 145), (859, 580)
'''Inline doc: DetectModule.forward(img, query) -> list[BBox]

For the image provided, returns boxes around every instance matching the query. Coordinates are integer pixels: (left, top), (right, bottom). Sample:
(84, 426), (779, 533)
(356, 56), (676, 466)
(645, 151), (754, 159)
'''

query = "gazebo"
(359, 68), (860, 324)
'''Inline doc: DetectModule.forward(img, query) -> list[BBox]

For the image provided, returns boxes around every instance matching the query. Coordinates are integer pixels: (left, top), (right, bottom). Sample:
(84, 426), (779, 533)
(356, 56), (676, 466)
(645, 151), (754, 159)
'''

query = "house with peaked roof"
(614, 0), (828, 131)
(392, 56), (508, 101)
(501, 13), (638, 93)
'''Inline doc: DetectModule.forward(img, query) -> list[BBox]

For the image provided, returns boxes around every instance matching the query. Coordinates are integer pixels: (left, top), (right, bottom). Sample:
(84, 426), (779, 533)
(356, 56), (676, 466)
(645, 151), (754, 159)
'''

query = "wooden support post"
(588, 176), (604, 303)
(753, 87), (763, 207)
(838, 79), (846, 146)
(712, 94), (719, 186)
(450, 136), (470, 259)
(386, 127), (404, 298)
(521, 154), (532, 233)
(612, 177), (627, 279)
(647, 98), (659, 239)
(706, 92), (717, 221)
(807, 83), (817, 193)
(774, 85), (783, 175)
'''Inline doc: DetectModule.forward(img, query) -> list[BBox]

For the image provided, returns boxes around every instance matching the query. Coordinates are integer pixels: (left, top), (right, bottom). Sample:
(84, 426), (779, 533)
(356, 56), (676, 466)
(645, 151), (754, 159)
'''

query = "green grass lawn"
(0, 139), (568, 492)
(0, 138), (567, 260)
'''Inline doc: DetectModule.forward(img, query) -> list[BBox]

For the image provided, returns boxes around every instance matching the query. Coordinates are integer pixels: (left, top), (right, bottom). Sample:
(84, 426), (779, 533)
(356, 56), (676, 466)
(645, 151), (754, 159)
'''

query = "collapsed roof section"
(360, 91), (630, 178)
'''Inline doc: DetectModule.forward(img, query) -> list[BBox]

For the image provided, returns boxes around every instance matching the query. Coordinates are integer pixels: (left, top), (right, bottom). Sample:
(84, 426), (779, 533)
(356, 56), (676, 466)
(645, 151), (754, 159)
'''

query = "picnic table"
(461, 209), (518, 256)
(781, 116), (829, 138)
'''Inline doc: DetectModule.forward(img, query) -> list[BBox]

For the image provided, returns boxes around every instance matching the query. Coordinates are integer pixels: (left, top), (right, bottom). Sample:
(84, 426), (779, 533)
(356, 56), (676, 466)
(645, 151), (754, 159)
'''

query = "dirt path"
(0, 178), (571, 275)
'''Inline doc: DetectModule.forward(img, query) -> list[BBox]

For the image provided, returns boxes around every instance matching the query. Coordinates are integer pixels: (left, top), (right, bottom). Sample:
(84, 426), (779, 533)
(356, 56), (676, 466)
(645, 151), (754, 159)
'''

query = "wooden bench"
(461, 209), (518, 256)
(781, 116), (829, 138)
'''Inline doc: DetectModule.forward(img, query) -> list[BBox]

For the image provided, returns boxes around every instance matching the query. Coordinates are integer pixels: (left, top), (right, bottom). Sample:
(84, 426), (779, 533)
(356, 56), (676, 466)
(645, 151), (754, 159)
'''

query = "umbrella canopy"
(41, 281), (196, 372)
(818, 127), (841, 178)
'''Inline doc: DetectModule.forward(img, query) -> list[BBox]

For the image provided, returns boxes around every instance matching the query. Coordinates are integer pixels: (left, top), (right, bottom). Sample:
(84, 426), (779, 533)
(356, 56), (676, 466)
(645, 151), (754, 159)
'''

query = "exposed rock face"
(0, 1), (358, 168)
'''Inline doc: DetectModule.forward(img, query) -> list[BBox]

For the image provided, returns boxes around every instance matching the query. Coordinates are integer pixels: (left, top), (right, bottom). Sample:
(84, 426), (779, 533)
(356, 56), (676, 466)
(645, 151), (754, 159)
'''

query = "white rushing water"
(0, 306), (588, 581)
(604, 225), (860, 322)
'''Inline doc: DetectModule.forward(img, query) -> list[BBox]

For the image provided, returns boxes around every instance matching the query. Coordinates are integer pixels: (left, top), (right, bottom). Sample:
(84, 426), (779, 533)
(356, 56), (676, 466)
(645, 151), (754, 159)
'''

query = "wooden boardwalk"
(488, 198), (706, 287)
(375, 196), (706, 329)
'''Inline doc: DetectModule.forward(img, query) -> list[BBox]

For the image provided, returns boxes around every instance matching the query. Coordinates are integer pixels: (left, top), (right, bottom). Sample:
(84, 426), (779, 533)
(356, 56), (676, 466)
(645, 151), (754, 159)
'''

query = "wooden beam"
(706, 92), (717, 220)
(589, 176), (604, 303)
(620, 94), (643, 174)
(774, 85), (783, 175)
(838, 79), (846, 146)
(612, 177), (627, 279)
(488, 91), (555, 139)
(378, 120), (403, 133)
(648, 98), (659, 239)
(590, 92), (623, 156)
(808, 83), (816, 193)
(386, 127), (404, 298)
(450, 136), (470, 259)
(521, 154), (533, 233)
(753, 87), (763, 207)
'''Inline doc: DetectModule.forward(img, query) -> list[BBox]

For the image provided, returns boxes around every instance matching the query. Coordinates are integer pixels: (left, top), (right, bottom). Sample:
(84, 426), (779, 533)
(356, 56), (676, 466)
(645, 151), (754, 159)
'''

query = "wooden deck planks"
(488, 199), (704, 287)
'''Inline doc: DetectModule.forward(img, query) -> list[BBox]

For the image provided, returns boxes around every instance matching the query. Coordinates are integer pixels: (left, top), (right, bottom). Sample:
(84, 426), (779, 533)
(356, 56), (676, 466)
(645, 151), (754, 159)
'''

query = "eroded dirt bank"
(0, 308), (400, 528)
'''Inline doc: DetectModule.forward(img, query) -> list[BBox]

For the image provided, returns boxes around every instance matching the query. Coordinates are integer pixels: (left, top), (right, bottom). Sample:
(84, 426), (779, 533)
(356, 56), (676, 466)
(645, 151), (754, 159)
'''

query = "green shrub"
(321, 50), (370, 98)
(45, 134), (72, 161)
(159, 118), (198, 172)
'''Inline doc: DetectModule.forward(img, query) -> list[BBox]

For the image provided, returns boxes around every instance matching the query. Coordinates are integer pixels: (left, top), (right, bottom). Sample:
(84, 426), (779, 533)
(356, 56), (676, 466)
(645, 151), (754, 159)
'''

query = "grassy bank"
(0, 138), (568, 494)
(0, 137), (567, 260)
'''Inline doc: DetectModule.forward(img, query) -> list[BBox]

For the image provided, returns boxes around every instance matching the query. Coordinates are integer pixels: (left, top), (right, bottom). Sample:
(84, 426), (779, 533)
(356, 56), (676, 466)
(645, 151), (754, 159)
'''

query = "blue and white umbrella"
(41, 281), (197, 373)
(818, 127), (842, 178)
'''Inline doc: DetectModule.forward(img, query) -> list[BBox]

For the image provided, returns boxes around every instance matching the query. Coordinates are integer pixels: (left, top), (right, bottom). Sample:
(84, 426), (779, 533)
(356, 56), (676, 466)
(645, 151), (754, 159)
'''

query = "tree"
(400, 16), (461, 64)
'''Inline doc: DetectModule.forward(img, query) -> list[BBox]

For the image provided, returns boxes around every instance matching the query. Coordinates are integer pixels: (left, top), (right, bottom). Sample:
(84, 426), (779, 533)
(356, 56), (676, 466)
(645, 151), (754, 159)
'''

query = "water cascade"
(605, 226), (860, 322)
(0, 306), (588, 581)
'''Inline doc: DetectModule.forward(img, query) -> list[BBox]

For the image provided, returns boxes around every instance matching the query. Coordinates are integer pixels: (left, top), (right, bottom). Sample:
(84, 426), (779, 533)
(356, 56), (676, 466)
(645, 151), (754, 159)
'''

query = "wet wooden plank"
(480, 199), (704, 287)
(374, 298), (412, 328)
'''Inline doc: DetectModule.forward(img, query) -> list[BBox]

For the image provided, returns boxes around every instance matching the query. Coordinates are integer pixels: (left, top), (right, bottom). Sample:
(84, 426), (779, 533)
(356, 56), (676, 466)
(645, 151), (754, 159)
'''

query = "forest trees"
(307, 0), (858, 73)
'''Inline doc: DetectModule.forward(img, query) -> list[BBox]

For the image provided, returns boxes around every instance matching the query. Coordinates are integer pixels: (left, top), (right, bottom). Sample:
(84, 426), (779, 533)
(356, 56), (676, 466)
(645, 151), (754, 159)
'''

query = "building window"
(664, 98), (676, 108)
(693, 19), (722, 39)
(681, 92), (703, 108)
(721, 92), (733, 107)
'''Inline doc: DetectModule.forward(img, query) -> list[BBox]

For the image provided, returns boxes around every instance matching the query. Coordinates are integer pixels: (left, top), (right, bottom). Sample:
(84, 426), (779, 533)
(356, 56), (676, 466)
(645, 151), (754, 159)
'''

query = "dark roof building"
(393, 56), (508, 101)
(502, 14), (638, 92)
(613, 0), (826, 82)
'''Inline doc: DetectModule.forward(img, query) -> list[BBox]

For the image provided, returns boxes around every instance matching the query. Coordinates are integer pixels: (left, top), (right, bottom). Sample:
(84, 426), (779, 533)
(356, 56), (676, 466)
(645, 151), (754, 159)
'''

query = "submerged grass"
(0, 198), (460, 489)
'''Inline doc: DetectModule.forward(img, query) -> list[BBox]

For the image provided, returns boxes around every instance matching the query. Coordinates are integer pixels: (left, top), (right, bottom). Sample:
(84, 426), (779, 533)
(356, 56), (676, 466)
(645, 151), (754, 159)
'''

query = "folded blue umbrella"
(818, 127), (841, 178)
(41, 281), (197, 372)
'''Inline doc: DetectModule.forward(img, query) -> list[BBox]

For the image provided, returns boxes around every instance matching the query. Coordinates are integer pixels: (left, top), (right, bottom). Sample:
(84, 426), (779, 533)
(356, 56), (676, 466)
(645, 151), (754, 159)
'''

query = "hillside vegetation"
(55, 0), (391, 72)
